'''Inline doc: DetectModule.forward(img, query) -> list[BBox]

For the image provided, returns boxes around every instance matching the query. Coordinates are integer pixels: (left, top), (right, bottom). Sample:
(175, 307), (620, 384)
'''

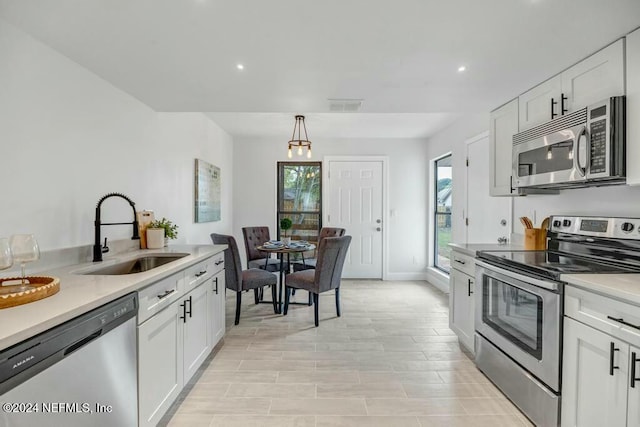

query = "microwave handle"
(575, 126), (588, 177)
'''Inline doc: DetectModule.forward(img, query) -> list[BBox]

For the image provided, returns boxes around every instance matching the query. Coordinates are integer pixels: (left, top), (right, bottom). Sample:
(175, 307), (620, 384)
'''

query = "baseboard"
(385, 272), (429, 281)
(426, 268), (450, 294)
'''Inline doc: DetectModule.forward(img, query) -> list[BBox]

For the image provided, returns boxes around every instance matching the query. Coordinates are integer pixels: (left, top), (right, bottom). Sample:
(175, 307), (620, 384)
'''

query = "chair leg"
(284, 286), (291, 315)
(335, 288), (341, 317)
(308, 291), (313, 306)
(313, 293), (319, 327)
(235, 291), (242, 325)
(271, 284), (278, 314)
(254, 288), (259, 304)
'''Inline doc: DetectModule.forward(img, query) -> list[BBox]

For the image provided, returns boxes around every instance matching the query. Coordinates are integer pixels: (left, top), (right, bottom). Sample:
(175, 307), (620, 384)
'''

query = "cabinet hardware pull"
(467, 278), (474, 297)
(551, 97), (558, 119)
(214, 277), (219, 294)
(180, 302), (187, 323)
(606, 315), (640, 331)
(454, 259), (466, 265)
(195, 270), (207, 277)
(215, 260), (224, 265)
(610, 341), (620, 376)
(632, 352), (640, 388)
(186, 296), (193, 318)
(156, 289), (175, 300)
(561, 93), (568, 115)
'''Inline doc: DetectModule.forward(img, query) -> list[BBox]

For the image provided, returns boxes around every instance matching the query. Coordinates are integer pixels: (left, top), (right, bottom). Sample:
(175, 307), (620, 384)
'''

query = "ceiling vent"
(328, 99), (363, 112)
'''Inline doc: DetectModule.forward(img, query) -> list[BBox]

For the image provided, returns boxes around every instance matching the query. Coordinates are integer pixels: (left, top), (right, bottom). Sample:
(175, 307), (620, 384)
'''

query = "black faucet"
(93, 192), (140, 262)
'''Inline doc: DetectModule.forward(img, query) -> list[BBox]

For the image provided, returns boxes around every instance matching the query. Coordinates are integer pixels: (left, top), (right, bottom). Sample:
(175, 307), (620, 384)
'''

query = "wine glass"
(0, 238), (12, 271)
(10, 234), (40, 288)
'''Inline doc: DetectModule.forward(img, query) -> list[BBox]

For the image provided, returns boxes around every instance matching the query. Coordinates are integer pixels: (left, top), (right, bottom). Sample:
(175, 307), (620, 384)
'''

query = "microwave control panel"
(589, 119), (607, 174)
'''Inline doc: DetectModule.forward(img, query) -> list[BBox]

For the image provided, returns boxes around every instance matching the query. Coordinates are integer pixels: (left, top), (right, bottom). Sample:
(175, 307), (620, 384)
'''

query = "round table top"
(256, 244), (315, 254)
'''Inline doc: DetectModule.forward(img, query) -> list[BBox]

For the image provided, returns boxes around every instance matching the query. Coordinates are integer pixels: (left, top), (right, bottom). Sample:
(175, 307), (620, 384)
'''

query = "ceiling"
(1, 0), (640, 139)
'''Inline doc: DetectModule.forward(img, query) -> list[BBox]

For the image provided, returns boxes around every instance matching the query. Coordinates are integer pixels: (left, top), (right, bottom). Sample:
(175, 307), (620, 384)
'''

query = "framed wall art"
(194, 159), (221, 223)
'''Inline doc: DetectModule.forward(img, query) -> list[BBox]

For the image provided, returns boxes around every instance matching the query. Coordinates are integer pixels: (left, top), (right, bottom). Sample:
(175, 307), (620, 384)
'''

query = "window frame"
(433, 154), (452, 274)
(276, 161), (323, 242)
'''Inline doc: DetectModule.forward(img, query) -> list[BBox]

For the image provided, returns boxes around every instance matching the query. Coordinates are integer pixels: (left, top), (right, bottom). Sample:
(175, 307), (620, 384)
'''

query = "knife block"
(524, 228), (547, 250)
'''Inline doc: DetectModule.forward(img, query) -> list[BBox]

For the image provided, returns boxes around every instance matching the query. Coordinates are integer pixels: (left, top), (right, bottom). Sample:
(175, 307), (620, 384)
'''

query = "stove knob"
(553, 220), (562, 228)
(621, 222), (635, 233)
(563, 220), (572, 227)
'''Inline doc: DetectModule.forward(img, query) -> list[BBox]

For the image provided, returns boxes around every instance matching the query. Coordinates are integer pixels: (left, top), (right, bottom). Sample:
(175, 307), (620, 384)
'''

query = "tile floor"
(162, 280), (532, 426)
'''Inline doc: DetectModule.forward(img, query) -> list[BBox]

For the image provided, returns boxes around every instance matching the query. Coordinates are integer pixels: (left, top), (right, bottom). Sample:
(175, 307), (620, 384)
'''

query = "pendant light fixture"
(287, 115), (312, 159)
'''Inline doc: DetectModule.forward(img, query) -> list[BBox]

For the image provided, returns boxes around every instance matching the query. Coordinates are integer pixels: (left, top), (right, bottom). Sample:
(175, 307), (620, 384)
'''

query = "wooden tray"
(0, 276), (60, 309)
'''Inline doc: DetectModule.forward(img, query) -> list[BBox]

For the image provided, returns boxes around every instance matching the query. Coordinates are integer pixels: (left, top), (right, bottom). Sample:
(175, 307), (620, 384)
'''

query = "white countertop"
(0, 244), (226, 350)
(449, 242), (525, 257)
(561, 273), (640, 306)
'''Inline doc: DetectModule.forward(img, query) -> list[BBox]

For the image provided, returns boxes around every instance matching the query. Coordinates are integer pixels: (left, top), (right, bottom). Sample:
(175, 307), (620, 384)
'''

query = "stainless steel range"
(474, 216), (640, 427)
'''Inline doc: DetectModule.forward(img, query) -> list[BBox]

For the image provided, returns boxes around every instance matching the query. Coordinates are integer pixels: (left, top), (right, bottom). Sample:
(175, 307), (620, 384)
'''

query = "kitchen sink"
(82, 253), (190, 275)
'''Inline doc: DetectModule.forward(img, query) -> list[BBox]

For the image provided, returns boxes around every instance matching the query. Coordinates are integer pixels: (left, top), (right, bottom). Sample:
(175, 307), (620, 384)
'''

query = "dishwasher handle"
(63, 330), (102, 356)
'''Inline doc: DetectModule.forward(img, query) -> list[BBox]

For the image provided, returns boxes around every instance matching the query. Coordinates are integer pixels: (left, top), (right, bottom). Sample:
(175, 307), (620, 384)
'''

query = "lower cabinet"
(138, 300), (184, 427)
(207, 270), (226, 349)
(449, 250), (475, 353)
(137, 252), (226, 427)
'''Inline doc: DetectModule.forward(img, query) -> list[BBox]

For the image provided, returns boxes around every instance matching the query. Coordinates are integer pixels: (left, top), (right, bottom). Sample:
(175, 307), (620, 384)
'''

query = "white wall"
(0, 19), (233, 252)
(233, 136), (430, 279)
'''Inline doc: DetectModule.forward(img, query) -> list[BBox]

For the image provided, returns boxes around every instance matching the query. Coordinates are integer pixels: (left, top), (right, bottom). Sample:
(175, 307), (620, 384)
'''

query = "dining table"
(257, 243), (315, 313)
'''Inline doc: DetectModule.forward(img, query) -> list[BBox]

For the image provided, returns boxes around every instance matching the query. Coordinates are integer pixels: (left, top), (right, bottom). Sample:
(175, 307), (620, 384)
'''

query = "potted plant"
(147, 218), (179, 248)
(280, 217), (293, 246)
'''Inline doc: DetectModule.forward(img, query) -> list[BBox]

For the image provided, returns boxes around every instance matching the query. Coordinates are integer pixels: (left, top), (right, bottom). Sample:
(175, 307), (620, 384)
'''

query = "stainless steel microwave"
(513, 96), (625, 189)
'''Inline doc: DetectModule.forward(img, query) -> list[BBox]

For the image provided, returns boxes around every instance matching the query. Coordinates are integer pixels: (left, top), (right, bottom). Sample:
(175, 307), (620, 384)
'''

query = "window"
(434, 154), (452, 273)
(277, 162), (322, 243)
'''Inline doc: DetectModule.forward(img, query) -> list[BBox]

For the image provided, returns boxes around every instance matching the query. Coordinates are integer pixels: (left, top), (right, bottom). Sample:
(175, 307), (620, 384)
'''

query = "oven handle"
(475, 260), (559, 292)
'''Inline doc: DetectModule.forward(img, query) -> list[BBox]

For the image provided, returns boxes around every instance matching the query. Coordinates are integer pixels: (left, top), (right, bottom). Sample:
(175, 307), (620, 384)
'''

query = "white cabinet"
(138, 299), (183, 427)
(519, 39), (625, 131)
(182, 283), (210, 384)
(449, 250), (475, 353)
(489, 98), (518, 196)
(561, 317), (628, 427)
(562, 285), (640, 426)
(627, 28), (640, 186)
(208, 271), (225, 349)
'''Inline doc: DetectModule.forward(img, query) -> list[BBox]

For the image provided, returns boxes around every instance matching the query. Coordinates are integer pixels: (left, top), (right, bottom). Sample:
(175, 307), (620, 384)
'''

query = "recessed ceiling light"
(458, 65), (466, 72)
(236, 64), (244, 71)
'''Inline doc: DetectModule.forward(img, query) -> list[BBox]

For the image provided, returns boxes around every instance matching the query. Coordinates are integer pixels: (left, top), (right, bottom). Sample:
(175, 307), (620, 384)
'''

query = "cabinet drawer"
(184, 258), (215, 293)
(138, 272), (184, 324)
(209, 252), (225, 275)
(565, 285), (640, 348)
(450, 251), (475, 277)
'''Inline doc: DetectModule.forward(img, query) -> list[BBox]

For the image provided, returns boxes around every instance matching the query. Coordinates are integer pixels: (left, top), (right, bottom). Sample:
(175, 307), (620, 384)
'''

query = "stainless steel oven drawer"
(475, 333), (559, 427)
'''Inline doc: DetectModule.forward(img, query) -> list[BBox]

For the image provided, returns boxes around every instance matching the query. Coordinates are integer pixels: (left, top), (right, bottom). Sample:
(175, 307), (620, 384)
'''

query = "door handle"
(632, 352), (640, 388)
(575, 126), (587, 177)
(180, 301), (187, 323)
(551, 97), (558, 119)
(610, 341), (620, 376)
(561, 93), (568, 115)
(187, 296), (193, 318)
(467, 278), (474, 297)
(213, 277), (219, 295)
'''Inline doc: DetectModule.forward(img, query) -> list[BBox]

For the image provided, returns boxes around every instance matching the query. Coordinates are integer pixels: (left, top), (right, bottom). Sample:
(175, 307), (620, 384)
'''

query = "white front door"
(326, 160), (383, 279)
(466, 135), (511, 243)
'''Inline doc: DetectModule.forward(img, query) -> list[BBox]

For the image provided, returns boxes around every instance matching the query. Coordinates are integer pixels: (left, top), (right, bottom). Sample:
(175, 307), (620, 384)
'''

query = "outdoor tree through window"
(434, 155), (452, 273)
(277, 162), (322, 244)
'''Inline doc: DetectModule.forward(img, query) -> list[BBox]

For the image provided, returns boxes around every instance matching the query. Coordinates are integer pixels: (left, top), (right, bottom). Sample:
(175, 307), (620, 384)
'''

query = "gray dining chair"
(242, 226), (286, 272)
(283, 235), (351, 327)
(211, 233), (278, 325)
(292, 227), (346, 272)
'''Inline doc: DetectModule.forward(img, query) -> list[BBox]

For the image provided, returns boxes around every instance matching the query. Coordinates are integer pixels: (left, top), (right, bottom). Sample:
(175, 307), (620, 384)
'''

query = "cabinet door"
(489, 99), (518, 196)
(561, 39), (625, 113)
(449, 268), (474, 352)
(182, 284), (210, 384)
(138, 302), (183, 427)
(627, 29), (640, 186)
(628, 345), (640, 426)
(561, 317), (628, 427)
(207, 271), (226, 348)
(518, 76), (562, 130)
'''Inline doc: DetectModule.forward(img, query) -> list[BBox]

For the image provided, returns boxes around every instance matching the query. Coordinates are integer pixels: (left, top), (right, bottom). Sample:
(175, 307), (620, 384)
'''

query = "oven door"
(513, 123), (588, 188)
(475, 260), (561, 391)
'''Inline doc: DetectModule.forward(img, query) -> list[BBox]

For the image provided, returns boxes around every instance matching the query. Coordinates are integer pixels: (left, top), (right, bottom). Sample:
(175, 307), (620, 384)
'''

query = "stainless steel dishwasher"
(0, 293), (138, 427)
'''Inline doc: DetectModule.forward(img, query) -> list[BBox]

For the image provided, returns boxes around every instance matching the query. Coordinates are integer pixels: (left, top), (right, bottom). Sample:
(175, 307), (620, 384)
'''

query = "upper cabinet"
(627, 28), (640, 186)
(489, 98), (518, 196)
(518, 39), (625, 131)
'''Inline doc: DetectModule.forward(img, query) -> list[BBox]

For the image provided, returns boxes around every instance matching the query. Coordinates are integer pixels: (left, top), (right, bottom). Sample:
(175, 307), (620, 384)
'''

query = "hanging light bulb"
(288, 145), (292, 159)
(307, 147), (312, 159)
(297, 146), (303, 156)
(546, 147), (553, 160)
